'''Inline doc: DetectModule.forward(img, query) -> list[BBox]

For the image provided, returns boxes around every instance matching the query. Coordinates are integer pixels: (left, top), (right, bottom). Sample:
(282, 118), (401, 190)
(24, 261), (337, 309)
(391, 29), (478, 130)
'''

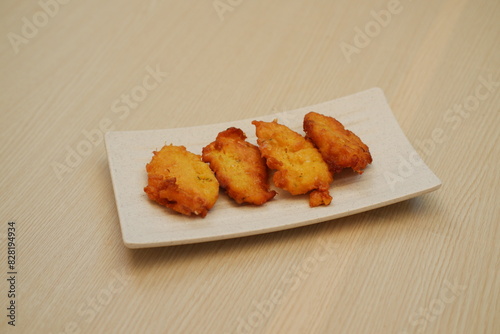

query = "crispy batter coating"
(202, 127), (276, 205)
(144, 145), (219, 218)
(303, 112), (372, 174)
(252, 120), (333, 207)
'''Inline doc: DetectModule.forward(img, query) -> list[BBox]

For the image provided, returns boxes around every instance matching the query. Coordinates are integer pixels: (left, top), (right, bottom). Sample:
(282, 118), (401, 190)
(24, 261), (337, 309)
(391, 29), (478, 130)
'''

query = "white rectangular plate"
(105, 88), (441, 248)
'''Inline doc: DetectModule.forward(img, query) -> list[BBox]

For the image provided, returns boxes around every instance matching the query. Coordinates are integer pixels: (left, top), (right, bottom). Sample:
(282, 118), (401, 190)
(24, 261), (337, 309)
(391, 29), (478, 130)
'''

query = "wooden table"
(1, 0), (498, 333)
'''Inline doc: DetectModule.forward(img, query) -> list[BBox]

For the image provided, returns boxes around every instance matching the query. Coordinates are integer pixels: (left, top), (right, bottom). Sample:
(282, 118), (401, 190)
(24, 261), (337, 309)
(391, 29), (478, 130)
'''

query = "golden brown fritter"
(202, 127), (276, 205)
(252, 120), (333, 207)
(144, 145), (219, 218)
(303, 112), (372, 174)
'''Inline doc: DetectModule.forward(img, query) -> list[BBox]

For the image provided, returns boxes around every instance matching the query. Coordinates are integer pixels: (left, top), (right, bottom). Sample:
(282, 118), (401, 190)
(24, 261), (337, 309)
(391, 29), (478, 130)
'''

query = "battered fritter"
(252, 120), (333, 207)
(303, 112), (372, 174)
(144, 145), (219, 217)
(202, 127), (276, 205)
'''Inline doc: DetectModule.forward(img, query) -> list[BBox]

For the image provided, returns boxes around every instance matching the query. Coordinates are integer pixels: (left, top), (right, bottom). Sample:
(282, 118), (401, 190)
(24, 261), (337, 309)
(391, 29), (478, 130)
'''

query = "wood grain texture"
(0, 0), (498, 333)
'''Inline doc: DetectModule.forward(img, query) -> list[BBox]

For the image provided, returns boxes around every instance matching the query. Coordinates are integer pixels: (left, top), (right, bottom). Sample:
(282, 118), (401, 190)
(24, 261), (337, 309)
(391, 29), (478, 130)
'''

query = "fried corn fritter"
(252, 120), (333, 207)
(303, 112), (372, 174)
(202, 127), (276, 205)
(144, 145), (219, 218)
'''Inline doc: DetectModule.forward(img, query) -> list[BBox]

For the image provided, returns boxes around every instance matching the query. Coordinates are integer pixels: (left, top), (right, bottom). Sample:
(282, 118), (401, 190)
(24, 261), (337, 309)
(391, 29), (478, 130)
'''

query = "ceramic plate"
(105, 88), (441, 248)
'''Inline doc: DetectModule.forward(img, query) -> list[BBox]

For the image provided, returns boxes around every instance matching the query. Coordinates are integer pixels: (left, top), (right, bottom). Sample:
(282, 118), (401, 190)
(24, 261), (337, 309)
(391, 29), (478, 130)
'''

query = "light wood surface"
(1, 0), (498, 333)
